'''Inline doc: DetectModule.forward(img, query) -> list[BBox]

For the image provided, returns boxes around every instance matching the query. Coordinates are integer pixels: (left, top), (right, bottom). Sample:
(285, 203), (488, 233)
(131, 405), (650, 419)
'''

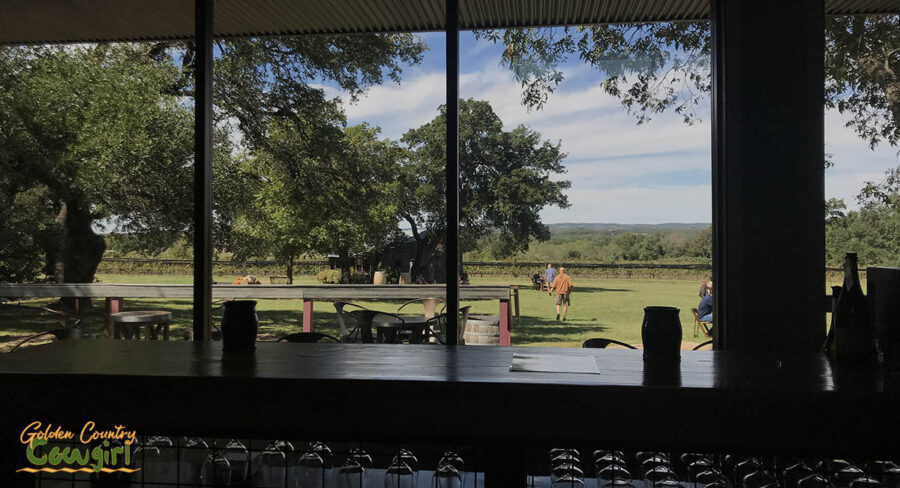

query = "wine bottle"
(833, 252), (878, 359)
(823, 286), (841, 355)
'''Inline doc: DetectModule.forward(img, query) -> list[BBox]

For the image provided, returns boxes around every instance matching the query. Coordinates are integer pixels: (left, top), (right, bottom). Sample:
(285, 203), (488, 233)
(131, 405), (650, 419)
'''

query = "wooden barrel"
(464, 314), (500, 345)
(373, 271), (386, 285)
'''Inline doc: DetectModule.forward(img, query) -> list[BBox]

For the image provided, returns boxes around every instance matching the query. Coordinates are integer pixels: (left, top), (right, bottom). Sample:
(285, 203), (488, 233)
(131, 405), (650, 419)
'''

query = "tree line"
(2, 16), (898, 290)
(0, 43), (568, 287)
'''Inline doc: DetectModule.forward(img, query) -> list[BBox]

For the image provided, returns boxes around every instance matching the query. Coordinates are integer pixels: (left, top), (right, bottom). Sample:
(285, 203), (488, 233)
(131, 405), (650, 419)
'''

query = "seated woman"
(698, 281), (713, 322)
(531, 270), (544, 289)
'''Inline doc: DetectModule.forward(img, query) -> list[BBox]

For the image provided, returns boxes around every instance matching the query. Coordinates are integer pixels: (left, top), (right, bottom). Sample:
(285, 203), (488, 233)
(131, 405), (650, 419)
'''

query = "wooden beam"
(0, 283), (510, 300)
(711, 0), (825, 353)
(193, 0), (213, 342)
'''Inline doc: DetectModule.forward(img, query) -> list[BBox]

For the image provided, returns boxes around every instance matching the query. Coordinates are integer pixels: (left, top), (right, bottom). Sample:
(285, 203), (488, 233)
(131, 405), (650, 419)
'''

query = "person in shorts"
(551, 267), (574, 321)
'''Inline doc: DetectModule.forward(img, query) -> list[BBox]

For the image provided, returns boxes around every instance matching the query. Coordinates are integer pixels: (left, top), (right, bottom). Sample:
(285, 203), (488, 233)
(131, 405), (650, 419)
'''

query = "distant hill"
(549, 223), (710, 233)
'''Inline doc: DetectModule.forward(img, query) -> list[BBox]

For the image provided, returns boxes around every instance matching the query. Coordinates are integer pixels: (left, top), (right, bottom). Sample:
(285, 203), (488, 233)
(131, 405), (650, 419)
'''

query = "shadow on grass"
(518, 286), (633, 294)
(512, 315), (612, 345)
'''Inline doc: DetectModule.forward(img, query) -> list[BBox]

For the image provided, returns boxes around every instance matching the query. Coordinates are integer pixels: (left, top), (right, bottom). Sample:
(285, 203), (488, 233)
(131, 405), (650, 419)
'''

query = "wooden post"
(512, 285), (520, 325)
(499, 299), (511, 346)
(711, 0), (824, 353)
(192, 0), (214, 341)
(105, 297), (122, 339)
(302, 299), (313, 332)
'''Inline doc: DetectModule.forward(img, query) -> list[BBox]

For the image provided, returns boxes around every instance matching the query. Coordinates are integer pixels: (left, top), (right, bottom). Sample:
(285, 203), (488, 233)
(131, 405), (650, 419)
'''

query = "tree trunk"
(404, 214), (427, 282)
(338, 254), (352, 284)
(55, 199), (106, 310)
(286, 255), (294, 284)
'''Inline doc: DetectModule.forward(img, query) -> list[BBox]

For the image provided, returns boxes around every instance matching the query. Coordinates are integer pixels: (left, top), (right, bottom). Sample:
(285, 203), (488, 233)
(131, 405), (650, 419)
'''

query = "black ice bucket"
(641, 306), (682, 361)
(221, 300), (259, 350)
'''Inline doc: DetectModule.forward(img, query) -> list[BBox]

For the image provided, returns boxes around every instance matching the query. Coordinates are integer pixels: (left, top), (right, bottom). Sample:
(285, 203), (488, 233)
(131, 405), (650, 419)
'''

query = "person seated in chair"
(698, 281), (713, 323)
(531, 269), (543, 289)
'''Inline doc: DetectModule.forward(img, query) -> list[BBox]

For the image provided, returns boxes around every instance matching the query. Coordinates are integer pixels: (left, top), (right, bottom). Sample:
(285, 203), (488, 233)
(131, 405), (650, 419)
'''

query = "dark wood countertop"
(0, 341), (897, 457)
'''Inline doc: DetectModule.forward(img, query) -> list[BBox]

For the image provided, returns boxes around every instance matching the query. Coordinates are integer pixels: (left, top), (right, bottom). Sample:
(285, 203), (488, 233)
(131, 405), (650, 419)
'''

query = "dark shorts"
(556, 293), (570, 306)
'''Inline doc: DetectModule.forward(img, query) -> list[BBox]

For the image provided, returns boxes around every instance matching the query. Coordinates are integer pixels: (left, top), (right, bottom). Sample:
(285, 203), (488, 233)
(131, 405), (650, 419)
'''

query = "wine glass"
(384, 457), (415, 488)
(551, 463), (584, 483)
(880, 469), (900, 488)
(201, 449), (232, 487)
(296, 451), (325, 488)
(337, 457), (367, 488)
(799, 474), (834, 488)
(835, 466), (866, 488)
(645, 466), (677, 483)
(784, 463), (816, 488)
(642, 455), (671, 472)
(849, 479), (883, 488)
(743, 470), (776, 488)
(181, 437), (210, 486)
(433, 463), (463, 488)
(696, 469), (730, 486)
(309, 442), (334, 469)
(688, 458), (715, 481)
(255, 441), (287, 488)
(551, 473), (585, 487)
(602, 480), (636, 488)
(596, 465), (631, 482)
(223, 439), (249, 487)
(439, 450), (466, 485)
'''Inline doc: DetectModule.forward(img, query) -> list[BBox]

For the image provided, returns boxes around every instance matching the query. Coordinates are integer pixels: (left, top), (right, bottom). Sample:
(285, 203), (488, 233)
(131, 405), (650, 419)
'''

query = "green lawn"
(1, 273), (720, 351)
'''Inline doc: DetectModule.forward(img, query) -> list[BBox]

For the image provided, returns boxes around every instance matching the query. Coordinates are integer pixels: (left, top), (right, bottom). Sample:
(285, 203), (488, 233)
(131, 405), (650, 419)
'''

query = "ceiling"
(1, 0), (898, 45)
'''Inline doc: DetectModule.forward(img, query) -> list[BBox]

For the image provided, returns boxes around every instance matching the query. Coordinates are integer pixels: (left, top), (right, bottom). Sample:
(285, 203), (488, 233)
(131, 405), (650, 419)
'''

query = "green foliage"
(401, 99), (571, 270)
(0, 45), (194, 283)
(825, 166), (900, 266)
(466, 225), (711, 264)
(314, 268), (368, 284)
(479, 15), (900, 148)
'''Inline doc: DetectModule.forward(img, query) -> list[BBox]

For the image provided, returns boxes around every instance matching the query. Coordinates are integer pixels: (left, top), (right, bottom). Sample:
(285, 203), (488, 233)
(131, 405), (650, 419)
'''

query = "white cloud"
(825, 109), (900, 208)
(321, 57), (897, 223)
(541, 184), (712, 224)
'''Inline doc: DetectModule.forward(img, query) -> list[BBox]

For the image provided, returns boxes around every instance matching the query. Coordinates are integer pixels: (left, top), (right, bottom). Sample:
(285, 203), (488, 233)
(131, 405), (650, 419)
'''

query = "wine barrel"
(373, 271), (386, 285)
(464, 314), (500, 345)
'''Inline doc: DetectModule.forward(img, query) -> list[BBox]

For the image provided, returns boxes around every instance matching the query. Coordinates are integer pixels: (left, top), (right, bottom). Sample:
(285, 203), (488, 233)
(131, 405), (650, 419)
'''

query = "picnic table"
(0, 283), (515, 345)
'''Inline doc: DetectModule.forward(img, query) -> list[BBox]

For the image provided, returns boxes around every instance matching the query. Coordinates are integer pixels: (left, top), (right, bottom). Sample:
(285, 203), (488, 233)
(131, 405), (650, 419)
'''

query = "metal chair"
(277, 332), (341, 343)
(423, 306), (471, 344)
(582, 338), (638, 349)
(333, 301), (372, 342)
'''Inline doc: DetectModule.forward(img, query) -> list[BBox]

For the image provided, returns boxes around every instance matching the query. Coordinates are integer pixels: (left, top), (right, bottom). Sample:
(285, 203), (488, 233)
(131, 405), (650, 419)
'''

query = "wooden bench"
(691, 307), (712, 338)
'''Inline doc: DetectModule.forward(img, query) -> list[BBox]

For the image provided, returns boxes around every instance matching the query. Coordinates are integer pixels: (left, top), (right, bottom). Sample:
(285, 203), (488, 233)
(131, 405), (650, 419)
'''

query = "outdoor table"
(109, 310), (171, 340)
(372, 314), (430, 343)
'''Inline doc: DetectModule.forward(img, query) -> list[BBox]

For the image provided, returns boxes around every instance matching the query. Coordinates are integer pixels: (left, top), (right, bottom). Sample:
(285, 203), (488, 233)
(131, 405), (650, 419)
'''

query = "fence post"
(302, 299), (313, 332)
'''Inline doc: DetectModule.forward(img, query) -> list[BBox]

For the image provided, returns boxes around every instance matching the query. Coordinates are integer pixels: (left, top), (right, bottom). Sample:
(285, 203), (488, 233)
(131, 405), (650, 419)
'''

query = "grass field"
(0, 273), (726, 351)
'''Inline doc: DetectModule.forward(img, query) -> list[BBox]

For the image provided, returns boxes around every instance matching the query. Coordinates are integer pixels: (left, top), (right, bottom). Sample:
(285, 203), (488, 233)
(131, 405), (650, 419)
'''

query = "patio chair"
(9, 306), (88, 353)
(334, 301), (371, 342)
(691, 308), (712, 337)
(422, 306), (471, 344)
(582, 338), (638, 349)
(277, 332), (341, 343)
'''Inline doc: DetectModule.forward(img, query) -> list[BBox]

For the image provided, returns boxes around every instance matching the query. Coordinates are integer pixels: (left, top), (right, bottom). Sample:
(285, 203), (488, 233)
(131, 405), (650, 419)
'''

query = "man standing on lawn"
(552, 267), (573, 321)
(544, 263), (556, 295)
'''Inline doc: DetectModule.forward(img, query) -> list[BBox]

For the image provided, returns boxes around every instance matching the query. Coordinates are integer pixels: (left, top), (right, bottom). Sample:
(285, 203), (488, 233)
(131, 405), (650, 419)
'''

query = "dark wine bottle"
(833, 252), (878, 359)
(823, 285), (841, 355)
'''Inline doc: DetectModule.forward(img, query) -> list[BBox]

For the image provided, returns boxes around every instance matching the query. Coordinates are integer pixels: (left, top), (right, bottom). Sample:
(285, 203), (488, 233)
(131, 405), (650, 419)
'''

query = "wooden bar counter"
(0, 341), (897, 459)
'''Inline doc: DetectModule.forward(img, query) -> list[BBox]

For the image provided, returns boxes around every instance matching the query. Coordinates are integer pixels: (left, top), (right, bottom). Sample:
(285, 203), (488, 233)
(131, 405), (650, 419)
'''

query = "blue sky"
(323, 30), (899, 224)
